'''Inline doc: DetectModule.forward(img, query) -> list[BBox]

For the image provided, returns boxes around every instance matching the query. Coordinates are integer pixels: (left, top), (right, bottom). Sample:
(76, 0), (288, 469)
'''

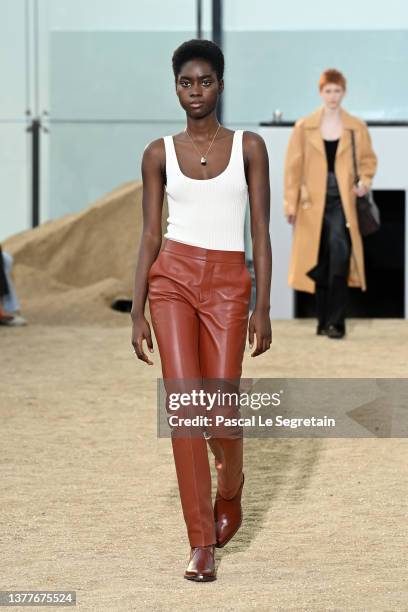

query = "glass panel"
(49, 31), (196, 121)
(0, 123), (30, 241)
(223, 30), (408, 124)
(48, 122), (180, 218)
(0, 0), (30, 241)
(0, 0), (26, 118)
(224, 0), (408, 30)
(47, 31), (201, 219)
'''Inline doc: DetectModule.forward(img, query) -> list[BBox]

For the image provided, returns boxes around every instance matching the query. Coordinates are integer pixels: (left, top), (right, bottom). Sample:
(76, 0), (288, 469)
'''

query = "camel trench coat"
(283, 106), (378, 293)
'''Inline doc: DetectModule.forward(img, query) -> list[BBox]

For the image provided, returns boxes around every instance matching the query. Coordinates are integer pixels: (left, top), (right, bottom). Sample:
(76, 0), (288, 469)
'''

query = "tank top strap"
(163, 135), (180, 176)
(231, 129), (244, 174)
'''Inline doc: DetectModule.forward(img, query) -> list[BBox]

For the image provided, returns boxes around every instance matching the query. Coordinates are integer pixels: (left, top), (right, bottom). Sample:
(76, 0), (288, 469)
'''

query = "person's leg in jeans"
(1, 251), (20, 313)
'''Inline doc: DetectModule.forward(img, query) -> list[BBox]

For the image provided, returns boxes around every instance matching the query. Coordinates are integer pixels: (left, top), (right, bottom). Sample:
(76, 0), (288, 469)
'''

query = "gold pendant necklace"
(184, 123), (221, 165)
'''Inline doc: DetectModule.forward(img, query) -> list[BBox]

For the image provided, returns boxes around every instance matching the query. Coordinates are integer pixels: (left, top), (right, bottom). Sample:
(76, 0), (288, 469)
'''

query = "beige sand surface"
(1, 320), (407, 612)
(1, 187), (407, 610)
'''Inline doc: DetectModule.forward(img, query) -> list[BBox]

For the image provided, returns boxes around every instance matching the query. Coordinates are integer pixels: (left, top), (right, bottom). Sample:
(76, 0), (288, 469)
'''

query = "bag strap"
(350, 129), (360, 185)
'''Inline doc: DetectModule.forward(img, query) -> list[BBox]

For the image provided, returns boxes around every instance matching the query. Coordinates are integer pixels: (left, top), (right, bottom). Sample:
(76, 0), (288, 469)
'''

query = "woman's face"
(175, 58), (223, 118)
(320, 83), (345, 110)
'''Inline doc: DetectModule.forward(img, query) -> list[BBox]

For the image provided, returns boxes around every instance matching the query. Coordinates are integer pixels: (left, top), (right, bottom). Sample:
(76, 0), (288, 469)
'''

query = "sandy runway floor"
(1, 319), (407, 611)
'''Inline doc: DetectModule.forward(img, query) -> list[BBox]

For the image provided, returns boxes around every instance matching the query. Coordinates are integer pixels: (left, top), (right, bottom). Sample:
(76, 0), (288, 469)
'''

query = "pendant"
(200, 156), (207, 165)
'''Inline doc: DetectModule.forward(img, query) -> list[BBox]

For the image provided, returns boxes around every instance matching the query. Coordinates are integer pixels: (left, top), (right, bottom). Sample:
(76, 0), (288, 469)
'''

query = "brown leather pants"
(148, 238), (252, 547)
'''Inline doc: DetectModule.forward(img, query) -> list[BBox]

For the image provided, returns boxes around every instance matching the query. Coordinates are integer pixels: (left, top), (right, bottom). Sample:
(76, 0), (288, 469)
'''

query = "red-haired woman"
(284, 69), (377, 338)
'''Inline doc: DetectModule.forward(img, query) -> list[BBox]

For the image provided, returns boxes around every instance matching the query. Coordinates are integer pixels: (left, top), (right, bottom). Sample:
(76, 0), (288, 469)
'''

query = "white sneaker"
(0, 314), (28, 326)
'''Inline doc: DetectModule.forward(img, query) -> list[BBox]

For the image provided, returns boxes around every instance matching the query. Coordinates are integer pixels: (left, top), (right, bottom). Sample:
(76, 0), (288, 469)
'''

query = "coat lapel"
(304, 106), (356, 159)
(304, 107), (325, 156)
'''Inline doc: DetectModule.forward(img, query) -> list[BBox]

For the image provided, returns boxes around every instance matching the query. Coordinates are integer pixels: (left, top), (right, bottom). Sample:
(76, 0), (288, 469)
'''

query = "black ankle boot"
(327, 324), (345, 339)
(316, 324), (327, 336)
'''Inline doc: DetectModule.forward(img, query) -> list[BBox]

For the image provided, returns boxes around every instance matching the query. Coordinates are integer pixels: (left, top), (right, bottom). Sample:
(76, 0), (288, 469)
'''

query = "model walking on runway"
(131, 39), (272, 582)
(284, 68), (377, 338)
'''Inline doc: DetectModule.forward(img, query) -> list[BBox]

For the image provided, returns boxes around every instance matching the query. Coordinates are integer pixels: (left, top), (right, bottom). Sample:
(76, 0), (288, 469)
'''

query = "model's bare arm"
(244, 132), (272, 357)
(130, 139), (165, 364)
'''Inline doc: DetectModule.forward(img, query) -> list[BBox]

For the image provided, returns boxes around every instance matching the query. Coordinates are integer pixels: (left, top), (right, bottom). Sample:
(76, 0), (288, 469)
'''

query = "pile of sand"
(2, 181), (168, 326)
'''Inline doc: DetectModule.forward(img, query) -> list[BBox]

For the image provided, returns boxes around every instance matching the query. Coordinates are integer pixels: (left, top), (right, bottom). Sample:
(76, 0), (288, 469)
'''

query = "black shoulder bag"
(350, 130), (380, 236)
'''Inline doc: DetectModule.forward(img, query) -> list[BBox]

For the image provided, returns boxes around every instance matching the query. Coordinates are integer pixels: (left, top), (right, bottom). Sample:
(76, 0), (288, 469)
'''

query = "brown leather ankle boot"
(214, 473), (245, 548)
(184, 544), (216, 582)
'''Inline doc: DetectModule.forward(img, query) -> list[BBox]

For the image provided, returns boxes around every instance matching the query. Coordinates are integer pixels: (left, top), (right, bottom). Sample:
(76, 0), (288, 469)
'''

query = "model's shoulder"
(242, 130), (264, 143)
(295, 117), (307, 128)
(350, 114), (367, 129)
(341, 108), (367, 130)
(297, 108), (321, 129)
(143, 136), (167, 156)
(142, 137), (167, 167)
(242, 130), (267, 151)
(241, 131), (268, 167)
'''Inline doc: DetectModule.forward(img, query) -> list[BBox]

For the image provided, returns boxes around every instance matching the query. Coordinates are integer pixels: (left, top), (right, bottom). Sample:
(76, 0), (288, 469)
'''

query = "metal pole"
(29, 0), (41, 228)
(196, 0), (202, 38)
(212, 0), (223, 123)
(31, 118), (40, 227)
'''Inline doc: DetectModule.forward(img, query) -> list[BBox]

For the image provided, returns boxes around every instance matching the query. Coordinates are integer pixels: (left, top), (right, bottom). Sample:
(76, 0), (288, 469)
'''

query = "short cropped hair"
(172, 39), (224, 82)
(319, 68), (347, 91)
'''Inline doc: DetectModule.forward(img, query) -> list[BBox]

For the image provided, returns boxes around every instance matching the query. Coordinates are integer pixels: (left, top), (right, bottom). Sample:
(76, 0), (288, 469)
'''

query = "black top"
(323, 139), (339, 172)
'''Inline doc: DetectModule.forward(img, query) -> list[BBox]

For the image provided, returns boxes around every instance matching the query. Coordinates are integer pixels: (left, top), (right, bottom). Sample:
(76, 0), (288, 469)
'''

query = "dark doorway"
(295, 190), (405, 318)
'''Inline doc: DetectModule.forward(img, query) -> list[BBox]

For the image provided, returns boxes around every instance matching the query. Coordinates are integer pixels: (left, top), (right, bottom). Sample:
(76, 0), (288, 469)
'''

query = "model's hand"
(248, 309), (272, 357)
(353, 183), (369, 197)
(131, 314), (154, 365)
(286, 214), (296, 225)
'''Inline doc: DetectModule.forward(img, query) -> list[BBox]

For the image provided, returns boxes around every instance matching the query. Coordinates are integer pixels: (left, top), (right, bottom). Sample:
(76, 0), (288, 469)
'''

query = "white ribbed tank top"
(163, 129), (248, 251)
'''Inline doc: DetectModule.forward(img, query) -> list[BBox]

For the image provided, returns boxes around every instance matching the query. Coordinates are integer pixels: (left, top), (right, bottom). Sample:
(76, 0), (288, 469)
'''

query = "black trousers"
(307, 172), (352, 330)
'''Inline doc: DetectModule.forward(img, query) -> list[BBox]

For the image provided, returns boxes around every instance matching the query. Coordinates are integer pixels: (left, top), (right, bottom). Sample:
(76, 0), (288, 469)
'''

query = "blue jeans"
(1, 251), (20, 313)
